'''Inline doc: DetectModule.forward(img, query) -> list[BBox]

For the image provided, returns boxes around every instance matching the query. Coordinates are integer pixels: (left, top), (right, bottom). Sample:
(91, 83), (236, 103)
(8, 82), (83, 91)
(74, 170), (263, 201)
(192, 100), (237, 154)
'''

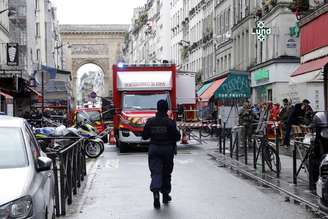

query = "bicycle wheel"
(263, 145), (281, 173)
(200, 125), (211, 137)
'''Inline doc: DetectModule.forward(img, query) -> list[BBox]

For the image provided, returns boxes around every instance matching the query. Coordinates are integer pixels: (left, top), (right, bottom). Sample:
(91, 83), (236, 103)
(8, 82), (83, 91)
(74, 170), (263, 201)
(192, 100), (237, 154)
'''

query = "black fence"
(216, 122), (313, 185)
(42, 137), (86, 216)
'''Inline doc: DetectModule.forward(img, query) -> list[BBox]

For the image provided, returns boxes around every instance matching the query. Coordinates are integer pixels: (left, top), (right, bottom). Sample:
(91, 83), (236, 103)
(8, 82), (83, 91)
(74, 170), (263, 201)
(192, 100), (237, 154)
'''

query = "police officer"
(142, 99), (181, 209)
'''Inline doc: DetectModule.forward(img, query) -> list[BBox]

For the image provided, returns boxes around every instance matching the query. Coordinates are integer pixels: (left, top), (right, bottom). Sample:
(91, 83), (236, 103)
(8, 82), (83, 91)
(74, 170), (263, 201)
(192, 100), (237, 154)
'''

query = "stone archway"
(60, 24), (129, 104)
(76, 63), (105, 104)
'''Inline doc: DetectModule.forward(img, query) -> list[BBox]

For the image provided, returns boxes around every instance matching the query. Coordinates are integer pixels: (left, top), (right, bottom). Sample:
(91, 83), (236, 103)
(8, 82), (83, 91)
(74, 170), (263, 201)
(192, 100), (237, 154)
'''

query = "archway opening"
(76, 63), (104, 107)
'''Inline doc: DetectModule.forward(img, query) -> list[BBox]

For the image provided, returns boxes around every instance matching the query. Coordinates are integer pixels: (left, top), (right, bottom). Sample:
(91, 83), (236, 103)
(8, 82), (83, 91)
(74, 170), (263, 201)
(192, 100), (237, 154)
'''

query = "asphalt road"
(64, 142), (317, 219)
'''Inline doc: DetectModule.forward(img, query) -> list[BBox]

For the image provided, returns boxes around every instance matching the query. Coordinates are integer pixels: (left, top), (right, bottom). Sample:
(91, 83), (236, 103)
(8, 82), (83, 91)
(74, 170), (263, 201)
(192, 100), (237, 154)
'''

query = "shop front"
(197, 78), (226, 120)
(289, 6), (328, 111)
(290, 56), (328, 111)
(251, 61), (299, 104)
(213, 72), (251, 128)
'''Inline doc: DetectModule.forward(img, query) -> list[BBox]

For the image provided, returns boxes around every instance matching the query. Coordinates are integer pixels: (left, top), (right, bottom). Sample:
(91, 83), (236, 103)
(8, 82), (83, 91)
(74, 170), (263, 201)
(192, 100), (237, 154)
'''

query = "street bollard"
(293, 143), (297, 184)
(253, 136), (257, 169)
(236, 131), (239, 161)
(243, 126), (248, 165)
(219, 126), (222, 154)
(230, 130), (233, 158)
(218, 128), (222, 153)
(261, 137), (265, 173)
(223, 123), (226, 155)
(275, 127), (280, 178)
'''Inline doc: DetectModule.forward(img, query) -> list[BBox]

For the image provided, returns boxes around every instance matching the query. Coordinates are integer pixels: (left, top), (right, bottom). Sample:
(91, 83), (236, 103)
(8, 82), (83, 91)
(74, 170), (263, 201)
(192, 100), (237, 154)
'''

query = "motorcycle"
(311, 112), (328, 212)
(72, 121), (105, 158)
(34, 123), (104, 158)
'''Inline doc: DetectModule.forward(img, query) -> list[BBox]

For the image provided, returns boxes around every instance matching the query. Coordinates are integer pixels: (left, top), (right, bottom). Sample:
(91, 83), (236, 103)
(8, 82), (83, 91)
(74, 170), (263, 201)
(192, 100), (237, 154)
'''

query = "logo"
(7, 43), (19, 66)
(252, 21), (272, 42)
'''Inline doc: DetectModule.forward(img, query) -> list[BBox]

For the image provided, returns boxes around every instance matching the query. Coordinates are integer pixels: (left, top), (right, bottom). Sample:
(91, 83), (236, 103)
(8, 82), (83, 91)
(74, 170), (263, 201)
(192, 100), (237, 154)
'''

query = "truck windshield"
(122, 93), (170, 110)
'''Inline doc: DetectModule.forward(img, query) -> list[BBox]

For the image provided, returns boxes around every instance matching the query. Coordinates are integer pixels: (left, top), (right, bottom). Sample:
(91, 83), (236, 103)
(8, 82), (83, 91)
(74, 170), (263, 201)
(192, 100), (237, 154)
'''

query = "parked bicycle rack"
(40, 137), (86, 216)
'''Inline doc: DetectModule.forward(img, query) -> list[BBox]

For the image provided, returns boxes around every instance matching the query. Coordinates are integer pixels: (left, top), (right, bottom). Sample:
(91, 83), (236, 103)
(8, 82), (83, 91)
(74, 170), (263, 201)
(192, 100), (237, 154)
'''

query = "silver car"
(0, 116), (55, 219)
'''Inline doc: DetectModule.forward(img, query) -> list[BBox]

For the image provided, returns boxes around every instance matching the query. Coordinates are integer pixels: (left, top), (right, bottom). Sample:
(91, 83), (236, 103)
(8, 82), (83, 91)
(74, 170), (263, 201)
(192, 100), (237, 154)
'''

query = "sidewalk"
(206, 136), (327, 216)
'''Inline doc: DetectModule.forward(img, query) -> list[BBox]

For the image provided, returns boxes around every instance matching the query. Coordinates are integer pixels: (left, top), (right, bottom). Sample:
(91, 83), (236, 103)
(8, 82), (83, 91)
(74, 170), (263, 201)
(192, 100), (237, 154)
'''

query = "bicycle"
(253, 133), (281, 174)
(200, 120), (219, 137)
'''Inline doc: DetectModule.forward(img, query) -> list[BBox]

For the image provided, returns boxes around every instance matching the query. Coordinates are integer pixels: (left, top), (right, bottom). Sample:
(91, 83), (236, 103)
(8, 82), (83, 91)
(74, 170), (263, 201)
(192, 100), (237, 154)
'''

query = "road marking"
(175, 159), (193, 164)
(105, 159), (120, 169)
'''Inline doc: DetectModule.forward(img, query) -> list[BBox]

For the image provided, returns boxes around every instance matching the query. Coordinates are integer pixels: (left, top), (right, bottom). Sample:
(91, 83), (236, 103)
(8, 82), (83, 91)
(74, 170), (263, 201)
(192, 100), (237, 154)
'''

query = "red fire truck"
(112, 64), (180, 152)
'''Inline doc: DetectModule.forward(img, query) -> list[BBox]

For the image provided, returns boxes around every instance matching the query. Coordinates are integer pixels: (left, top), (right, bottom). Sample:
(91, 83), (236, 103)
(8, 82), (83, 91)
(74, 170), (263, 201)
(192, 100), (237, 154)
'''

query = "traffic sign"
(90, 91), (97, 99)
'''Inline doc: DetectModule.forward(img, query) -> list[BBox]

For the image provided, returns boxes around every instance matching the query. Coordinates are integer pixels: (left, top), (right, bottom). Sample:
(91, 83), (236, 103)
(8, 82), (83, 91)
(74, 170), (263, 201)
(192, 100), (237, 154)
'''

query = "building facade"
(289, 3), (328, 111)
(250, 1), (301, 104)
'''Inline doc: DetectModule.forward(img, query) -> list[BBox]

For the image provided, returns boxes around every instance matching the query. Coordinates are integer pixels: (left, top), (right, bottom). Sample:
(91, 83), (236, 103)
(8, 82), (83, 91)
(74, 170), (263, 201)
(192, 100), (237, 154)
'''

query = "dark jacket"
(142, 112), (181, 146)
(238, 108), (254, 126)
(279, 105), (293, 124)
(287, 103), (305, 125)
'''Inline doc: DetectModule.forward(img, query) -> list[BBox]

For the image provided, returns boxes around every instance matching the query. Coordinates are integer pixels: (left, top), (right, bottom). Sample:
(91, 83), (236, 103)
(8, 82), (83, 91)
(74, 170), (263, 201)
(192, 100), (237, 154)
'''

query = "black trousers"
(148, 144), (174, 194)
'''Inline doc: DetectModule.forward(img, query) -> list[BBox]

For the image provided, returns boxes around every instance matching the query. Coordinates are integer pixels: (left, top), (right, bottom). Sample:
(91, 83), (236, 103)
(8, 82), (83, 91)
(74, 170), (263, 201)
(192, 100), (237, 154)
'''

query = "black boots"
(153, 191), (160, 209)
(153, 192), (172, 208)
(162, 193), (172, 204)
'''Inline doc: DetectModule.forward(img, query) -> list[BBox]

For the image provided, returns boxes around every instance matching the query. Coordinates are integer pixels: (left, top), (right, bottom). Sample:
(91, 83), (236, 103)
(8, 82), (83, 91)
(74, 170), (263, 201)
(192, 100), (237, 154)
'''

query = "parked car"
(0, 116), (55, 219)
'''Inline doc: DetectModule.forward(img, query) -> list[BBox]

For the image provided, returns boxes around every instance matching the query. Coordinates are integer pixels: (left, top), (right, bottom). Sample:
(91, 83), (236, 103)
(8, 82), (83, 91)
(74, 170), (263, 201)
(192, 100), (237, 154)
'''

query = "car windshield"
(122, 93), (171, 110)
(0, 127), (28, 169)
(76, 111), (101, 124)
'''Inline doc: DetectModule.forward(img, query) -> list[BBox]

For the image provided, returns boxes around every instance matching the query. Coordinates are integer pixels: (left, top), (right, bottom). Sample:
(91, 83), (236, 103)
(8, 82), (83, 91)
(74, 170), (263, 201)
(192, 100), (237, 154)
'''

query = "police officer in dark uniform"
(142, 99), (181, 209)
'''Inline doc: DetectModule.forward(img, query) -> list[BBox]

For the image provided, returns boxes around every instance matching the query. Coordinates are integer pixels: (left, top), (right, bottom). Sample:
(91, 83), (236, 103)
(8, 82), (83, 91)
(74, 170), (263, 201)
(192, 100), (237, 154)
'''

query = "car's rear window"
(0, 127), (28, 169)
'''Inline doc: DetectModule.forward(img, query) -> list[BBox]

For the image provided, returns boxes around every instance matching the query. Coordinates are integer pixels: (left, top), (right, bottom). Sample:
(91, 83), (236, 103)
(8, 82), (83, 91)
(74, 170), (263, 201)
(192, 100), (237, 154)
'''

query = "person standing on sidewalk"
(142, 99), (181, 209)
(283, 99), (311, 147)
(239, 101), (256, 147)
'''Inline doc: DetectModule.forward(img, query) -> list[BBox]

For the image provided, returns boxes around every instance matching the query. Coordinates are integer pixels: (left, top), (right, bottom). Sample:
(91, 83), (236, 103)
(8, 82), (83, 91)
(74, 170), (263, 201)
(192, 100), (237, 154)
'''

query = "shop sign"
(214, 74), (251, 99)
(286, 39), (297, 48)
(7, 43), (19, 66)
(254, 69), (269, 81)
(252, 21), (272, 42)
(289, 23), (300, 38)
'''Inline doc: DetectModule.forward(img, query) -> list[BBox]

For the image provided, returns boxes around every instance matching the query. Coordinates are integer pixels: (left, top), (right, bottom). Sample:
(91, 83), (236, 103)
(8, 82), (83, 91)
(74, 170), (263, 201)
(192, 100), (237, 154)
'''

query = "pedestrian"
(279, 98), (293, 128)
(270, 103), (280, 122)
(239, 100), (255, 147)
(283, 99), (311, 147)
(142, 99), (181, 209)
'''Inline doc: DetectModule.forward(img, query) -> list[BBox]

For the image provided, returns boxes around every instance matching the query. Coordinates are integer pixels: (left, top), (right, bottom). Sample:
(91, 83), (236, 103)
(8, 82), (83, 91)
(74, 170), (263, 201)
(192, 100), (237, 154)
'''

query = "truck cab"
(112, 64), (177, 152)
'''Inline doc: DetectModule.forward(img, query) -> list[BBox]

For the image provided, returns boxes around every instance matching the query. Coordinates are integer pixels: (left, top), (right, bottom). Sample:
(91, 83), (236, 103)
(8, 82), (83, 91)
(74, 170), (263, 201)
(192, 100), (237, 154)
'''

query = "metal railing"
(293, 139), (312, 185)
(217, 122), (281, 177)
(42, 137), (86, 216)
(216, 121), (316, 184)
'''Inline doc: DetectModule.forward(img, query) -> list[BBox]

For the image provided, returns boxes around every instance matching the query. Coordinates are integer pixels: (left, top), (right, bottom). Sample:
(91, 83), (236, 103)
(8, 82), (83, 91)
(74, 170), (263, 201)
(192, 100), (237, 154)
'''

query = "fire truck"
(112, 64), (195, 152)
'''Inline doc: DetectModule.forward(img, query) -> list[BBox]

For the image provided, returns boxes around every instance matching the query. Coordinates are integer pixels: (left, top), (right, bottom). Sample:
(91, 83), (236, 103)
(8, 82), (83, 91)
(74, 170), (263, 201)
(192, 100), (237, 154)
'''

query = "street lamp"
(0, 7), (16, 16)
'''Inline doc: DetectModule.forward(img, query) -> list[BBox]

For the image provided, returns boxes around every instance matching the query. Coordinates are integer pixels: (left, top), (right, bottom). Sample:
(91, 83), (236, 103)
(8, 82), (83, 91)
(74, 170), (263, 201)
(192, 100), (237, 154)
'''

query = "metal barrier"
(293, 140), (312, 185)
(217, 123), (281, 178)
(42, 137), (86, 216)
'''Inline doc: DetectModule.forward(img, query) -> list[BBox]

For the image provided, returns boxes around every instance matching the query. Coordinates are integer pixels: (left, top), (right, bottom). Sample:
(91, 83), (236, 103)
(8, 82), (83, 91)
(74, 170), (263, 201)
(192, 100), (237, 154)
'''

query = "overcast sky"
(53, 0), (147, 24)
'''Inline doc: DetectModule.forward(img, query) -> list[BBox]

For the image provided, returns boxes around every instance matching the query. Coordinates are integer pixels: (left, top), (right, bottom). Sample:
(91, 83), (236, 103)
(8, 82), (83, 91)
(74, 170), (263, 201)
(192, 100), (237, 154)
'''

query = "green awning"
(214, 73), (251, 100)
(197, 82), (213, 97)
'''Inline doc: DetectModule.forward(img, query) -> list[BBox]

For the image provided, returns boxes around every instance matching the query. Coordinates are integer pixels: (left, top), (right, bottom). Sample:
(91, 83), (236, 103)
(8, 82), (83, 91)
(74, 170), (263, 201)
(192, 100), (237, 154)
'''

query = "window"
(36, 23), (40, 37)
(25, 125), (41, 161)
(35, 0), (39, 10)
(267, 89), (273, 102)
(0, 128), (28, 169)
(36, 49), (41, 61)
